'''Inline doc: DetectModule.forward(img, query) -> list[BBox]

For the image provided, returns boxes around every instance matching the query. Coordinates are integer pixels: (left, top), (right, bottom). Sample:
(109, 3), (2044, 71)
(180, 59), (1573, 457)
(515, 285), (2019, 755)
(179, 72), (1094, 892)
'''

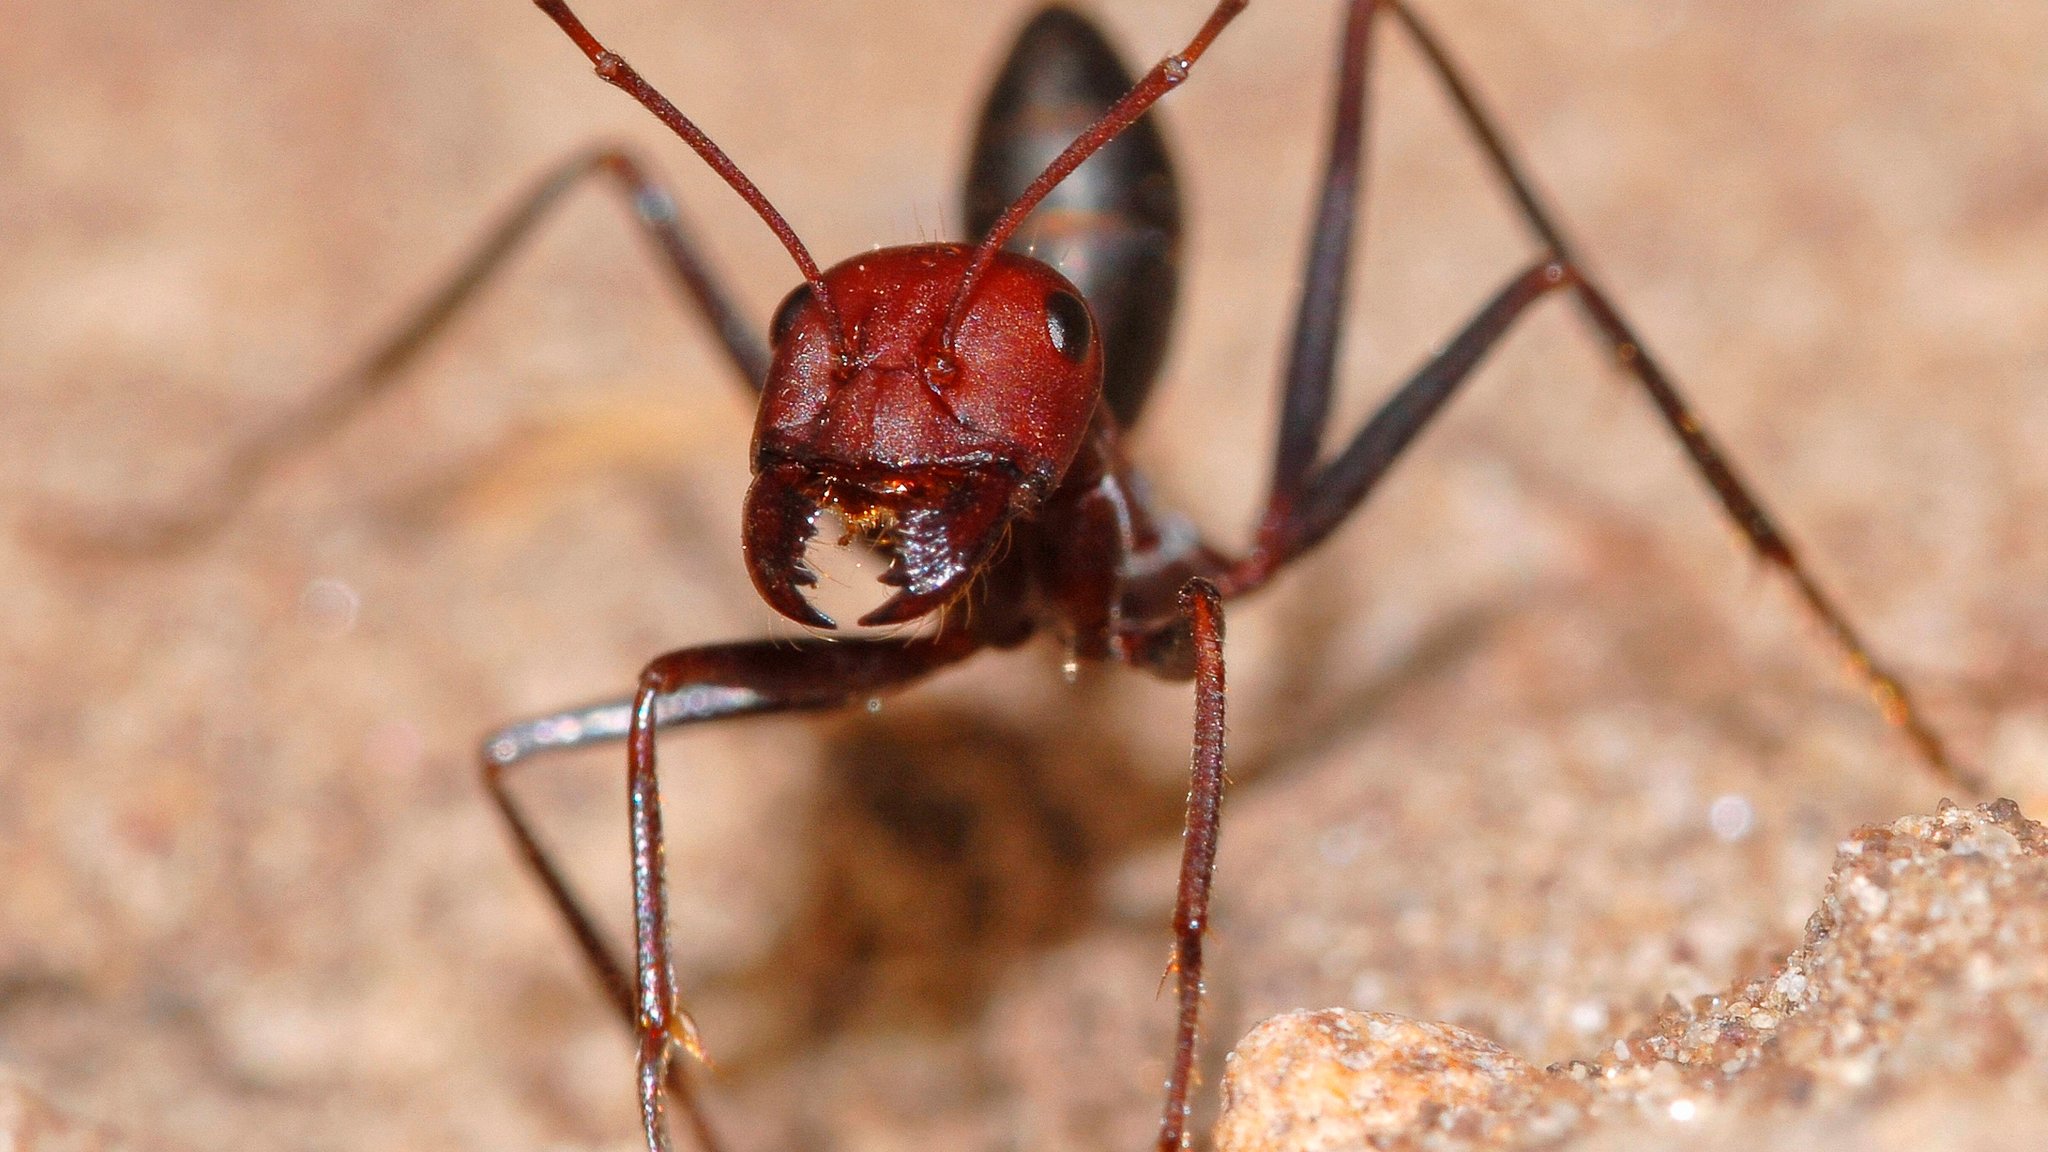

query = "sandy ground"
(4, 2), (2047, 1150)
(1215, 800), (2048, 1151)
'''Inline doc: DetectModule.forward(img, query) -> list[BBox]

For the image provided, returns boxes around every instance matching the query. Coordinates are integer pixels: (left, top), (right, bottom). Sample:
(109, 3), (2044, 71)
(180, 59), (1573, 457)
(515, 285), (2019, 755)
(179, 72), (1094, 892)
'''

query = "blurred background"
(3, 1), (2046, 1148)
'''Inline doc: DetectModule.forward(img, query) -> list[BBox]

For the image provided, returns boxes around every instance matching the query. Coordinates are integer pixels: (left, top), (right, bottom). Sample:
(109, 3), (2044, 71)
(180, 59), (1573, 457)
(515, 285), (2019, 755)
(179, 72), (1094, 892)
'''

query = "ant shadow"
(713, 593), (1514, 1073)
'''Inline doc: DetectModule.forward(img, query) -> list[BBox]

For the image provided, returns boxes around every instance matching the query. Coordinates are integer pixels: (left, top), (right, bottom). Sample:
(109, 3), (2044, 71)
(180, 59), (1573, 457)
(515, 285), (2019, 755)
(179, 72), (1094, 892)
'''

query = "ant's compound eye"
(770, 283), (814, 346)
(1044, 290), (1092, 364)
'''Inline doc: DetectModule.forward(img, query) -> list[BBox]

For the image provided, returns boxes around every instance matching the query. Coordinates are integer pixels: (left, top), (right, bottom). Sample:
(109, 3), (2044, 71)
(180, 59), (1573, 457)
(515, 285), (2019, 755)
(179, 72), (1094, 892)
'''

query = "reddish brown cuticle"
(742, 242), (1102, 626)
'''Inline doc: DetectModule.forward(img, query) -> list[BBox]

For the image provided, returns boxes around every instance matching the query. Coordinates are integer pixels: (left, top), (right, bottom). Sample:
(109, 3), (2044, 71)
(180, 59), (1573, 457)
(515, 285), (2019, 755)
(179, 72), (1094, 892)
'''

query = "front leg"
(1155, 579), (1228, 1152)
(482, 631), (983, 1152)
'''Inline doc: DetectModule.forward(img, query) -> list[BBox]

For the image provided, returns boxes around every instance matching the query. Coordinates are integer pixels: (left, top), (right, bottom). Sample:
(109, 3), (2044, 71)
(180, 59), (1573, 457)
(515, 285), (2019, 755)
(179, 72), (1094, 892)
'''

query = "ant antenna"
(535, 0), (853, 368)
(942, 0), (1250, 355)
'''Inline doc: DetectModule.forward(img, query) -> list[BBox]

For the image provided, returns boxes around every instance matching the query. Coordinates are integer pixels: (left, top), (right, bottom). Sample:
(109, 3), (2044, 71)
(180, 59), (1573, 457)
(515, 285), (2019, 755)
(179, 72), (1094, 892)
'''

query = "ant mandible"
(61, 1), (1979, 1150)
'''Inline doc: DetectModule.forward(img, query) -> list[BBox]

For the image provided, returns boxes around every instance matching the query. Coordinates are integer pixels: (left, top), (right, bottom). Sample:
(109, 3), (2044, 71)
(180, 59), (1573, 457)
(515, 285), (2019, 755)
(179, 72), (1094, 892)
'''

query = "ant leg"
(36, 145), (767, 557)
(481, 631), (981, 1152)
(1262, 0), (1380, 516)
(1379, 0), (1971, 789)
(1154, 579), (1228, 1152)
(483, 695), (744, 1152)
(1247, 247), (1975, 790)
(1237, 258), (1578, 570)
(1236, 0), (1971, 788)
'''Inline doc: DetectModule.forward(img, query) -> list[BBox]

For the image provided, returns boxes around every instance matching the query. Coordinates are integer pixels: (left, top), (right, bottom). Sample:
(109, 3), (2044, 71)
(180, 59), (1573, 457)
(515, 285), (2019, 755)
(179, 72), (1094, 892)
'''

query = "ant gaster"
(50, 2), (1981, 1150)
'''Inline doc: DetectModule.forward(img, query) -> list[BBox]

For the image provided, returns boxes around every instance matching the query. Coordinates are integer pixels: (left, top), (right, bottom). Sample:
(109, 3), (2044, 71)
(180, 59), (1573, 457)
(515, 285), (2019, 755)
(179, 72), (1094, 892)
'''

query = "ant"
(37, 2), (1983, 1150)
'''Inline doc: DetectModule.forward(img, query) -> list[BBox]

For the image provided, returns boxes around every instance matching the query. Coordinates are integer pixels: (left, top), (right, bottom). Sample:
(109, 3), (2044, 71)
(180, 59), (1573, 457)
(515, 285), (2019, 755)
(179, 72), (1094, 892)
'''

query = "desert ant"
(40, 2), (1982, 1150)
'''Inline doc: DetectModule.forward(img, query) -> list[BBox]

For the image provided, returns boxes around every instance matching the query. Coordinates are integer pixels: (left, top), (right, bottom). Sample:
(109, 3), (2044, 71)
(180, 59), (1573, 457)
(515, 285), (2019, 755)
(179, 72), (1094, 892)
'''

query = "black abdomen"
(964, 6), (1183, 430)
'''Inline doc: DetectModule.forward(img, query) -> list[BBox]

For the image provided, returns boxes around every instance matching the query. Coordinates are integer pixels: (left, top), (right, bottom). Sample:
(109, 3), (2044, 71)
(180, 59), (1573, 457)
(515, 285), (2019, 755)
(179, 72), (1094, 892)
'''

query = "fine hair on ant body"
(42, 2), (1984, 1150)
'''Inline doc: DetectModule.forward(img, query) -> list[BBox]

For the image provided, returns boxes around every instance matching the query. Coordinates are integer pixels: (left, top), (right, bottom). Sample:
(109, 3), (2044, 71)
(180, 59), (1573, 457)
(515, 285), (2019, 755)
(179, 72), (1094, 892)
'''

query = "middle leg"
(1152, 579), (1229, 1152)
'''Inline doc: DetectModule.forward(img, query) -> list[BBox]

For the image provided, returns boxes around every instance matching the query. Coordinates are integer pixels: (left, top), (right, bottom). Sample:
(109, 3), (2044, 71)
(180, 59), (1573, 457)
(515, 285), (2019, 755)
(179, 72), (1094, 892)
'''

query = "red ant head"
(530, 0), (1242, 629)
(743, 243), (1102, 628)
